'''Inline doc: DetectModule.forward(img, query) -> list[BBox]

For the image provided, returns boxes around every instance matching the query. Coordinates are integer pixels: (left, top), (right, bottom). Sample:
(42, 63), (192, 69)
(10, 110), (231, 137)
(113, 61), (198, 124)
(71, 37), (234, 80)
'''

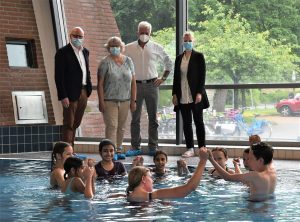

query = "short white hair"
(138, 21), (152, 34)
(182, 31), (195, 40)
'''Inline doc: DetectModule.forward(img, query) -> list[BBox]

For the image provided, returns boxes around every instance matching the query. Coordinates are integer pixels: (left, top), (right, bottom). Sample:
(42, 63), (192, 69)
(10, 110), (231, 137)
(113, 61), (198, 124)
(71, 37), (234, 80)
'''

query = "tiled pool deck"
(0, 142), (299, 170)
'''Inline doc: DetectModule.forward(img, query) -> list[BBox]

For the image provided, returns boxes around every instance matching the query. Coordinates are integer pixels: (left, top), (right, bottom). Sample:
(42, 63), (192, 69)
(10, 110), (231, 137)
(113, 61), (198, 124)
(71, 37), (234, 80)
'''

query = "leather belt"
(136, 78), (157, 83)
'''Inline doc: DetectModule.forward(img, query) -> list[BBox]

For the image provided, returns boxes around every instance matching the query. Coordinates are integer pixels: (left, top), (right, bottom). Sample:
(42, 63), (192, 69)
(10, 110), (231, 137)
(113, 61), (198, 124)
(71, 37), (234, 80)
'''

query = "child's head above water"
(249, 135), (261, 145)
(243, 148), (251, 170)
(153, 150), (168, 174)
(127, 166), (152, 194)
(250, 142), (274, 166)
(63, 157), (84, 180)
(51, 141), (73, 171)
(211, 147), (229, 168)
(99, 139), (116, 160)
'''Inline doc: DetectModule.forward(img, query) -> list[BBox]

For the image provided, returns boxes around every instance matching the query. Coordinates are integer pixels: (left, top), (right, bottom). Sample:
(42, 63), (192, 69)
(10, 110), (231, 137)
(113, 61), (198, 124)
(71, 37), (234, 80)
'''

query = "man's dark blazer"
(55, 43), (92, 102)
(172, 50), (209, 111)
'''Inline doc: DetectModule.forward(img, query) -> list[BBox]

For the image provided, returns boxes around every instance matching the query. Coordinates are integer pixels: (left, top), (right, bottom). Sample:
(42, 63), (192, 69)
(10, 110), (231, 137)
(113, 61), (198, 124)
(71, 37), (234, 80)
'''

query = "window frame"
(5, 38), (37, 68)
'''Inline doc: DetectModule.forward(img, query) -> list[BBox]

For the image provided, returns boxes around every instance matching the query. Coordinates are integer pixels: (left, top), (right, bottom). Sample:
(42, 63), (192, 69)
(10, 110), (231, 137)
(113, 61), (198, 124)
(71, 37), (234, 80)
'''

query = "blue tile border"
(0, 125), (61, 154)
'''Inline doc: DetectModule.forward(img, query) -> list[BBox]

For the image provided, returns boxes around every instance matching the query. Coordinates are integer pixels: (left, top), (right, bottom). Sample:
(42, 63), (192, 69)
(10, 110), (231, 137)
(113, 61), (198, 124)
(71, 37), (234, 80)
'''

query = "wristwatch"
(162, 76), (167, 81)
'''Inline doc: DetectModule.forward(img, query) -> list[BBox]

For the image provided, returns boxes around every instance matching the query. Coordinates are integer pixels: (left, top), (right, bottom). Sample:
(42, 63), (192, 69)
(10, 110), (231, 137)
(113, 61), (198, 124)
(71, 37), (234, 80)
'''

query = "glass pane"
(90, 0), (176, 142)
(205, 88), (300, 142)
(156, 88), (300, 143)
(188, 0), (300, 84)
(6, 44), (28, 67)
(158, 89), (176, 139)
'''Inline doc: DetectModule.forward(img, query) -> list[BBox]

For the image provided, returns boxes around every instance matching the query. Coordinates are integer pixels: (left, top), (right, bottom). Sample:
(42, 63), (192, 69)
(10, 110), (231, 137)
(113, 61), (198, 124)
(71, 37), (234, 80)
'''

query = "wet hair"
(99, 139), (116, 153)
(51, 141), (72, 172)
(249, 135), (261, 145)
(138, 21), (152, 34)
(126, 166), (150, 195)
(251, 142), (274, 165)
(211, 147), (228, 158)
(153, 150), (168, 162)
(63, 157), (83, 180)
(243, 148), (250, 154)
(104, 36), (125, 53)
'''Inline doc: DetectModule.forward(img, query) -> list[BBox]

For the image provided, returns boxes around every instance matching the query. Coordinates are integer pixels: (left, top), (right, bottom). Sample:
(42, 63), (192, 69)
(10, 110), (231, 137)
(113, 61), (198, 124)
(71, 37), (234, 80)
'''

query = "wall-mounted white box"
(12, 91), (48, 124)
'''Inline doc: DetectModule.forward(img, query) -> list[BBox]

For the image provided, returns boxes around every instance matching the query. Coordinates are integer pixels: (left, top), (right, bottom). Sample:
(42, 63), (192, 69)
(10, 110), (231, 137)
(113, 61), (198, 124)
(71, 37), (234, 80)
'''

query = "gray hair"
(104, 36), (125, 53)
(138, 21), (152, 34)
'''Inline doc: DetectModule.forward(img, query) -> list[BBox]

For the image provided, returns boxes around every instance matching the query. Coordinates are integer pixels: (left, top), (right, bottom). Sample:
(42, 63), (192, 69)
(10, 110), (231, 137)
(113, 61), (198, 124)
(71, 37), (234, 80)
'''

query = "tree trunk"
(241, 89), (246, 109)
(213, 89), (228, 112)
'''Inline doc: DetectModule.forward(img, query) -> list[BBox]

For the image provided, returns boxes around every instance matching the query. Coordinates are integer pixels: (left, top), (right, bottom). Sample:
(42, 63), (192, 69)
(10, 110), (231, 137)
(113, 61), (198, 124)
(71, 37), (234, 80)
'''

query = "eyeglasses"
(71, 34), (84, 39)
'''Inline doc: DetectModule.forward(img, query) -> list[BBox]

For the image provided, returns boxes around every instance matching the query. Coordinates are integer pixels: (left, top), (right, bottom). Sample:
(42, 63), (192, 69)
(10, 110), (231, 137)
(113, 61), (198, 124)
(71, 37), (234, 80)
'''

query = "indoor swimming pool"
(0, 158), (299, 221)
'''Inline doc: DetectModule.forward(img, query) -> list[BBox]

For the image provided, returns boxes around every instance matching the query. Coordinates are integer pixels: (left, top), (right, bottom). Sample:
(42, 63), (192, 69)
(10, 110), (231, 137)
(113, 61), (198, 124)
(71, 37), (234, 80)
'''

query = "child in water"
(132, 150), (190, 176)
(126, 148), (208, 202)
(95, 139), (127, 180)
(209, 147), (235, 177)
(50, 141), (73, 188)
(61, 157), (95, 198)
(233, 135), (261, 173)
(206, 142), (276, 201)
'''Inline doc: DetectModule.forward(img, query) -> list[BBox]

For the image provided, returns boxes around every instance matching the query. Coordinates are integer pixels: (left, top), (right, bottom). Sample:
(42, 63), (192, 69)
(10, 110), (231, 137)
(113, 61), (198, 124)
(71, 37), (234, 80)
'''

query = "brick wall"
(63, 0), (121, 139)
(0, 0), (54, 125)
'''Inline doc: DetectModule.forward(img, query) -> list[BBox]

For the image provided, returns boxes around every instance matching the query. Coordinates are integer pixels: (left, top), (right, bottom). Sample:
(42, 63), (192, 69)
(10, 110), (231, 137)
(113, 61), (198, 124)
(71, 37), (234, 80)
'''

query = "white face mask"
(139, 34), (150, 43)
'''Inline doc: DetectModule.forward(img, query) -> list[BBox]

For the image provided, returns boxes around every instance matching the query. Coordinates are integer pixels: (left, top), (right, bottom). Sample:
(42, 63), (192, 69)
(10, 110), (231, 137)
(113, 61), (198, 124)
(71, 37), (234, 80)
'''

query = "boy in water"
(206, 142), (276, 201)
(233, 135), (261, 173)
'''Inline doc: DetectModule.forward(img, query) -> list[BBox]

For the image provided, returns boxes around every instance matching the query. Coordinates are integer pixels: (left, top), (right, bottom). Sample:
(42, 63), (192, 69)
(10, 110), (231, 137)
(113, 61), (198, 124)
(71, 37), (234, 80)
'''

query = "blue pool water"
(0, 159), (299, 221)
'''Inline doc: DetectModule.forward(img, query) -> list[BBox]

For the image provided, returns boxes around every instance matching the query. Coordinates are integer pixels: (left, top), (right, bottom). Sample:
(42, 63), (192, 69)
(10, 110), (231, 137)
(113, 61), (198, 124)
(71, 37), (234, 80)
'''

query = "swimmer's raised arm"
(152, 147), (207, 199)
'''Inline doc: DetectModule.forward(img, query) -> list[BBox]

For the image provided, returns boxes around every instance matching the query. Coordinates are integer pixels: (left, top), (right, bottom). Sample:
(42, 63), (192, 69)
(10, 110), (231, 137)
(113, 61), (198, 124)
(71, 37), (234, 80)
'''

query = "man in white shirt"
(125, 21), (172, 156)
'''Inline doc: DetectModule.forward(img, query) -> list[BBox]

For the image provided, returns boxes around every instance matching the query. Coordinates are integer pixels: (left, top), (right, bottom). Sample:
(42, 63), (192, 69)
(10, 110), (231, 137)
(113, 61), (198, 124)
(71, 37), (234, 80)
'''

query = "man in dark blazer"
(172, 31), (209, 158)
(55, 27), (92, 146)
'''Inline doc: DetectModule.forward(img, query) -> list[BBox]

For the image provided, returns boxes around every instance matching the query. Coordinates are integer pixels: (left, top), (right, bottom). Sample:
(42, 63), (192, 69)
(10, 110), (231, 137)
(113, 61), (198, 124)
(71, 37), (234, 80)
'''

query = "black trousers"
(179, 103), (205, 149)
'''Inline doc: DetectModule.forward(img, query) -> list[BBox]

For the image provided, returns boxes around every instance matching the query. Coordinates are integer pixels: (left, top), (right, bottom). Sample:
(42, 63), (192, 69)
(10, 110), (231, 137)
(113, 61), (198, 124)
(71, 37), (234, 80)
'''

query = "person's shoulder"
(51, 167), (64, 175)
(149, 41), (164, 50)
(125, 41), (138, 48)
(57, 43), (71, 52)
(94, 161), (102, 169)
(114, 161), (125, 167)
(192, 50), (204, 56)
(83, 47), (89, 53)
(125, 55), (134, 63)
(99, 56), (110, 65)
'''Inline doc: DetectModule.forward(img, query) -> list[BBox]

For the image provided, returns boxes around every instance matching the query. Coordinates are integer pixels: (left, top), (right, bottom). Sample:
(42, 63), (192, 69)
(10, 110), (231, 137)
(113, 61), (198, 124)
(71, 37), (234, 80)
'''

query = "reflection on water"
(0, 159), (299, 221)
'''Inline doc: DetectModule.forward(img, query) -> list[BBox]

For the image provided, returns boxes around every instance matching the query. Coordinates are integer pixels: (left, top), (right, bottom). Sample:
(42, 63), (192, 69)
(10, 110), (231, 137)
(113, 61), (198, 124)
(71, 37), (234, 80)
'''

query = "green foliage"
(110, 0), (175, 43)
(194, 4), (299, 84)
(159, 90), (173, 109)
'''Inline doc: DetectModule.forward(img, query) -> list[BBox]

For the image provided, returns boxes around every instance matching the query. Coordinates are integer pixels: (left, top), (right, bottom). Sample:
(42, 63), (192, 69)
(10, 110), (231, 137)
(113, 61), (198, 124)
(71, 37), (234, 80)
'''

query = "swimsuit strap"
(211, 169), (216, 175)
(149, 192), (153, 201)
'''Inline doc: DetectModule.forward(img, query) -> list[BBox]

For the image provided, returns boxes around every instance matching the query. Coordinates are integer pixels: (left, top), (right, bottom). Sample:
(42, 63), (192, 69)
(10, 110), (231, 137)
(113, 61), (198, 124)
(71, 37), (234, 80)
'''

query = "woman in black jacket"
(172, 31), (210, 158)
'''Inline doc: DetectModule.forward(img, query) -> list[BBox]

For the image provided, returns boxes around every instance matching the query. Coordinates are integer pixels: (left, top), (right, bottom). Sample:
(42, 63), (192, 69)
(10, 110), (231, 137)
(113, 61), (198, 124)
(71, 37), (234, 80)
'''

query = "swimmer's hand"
(132, 156), (144, 167)
(87, 158), (96, 167)
(177, 159), (189, 176)
(233, 158), (240, 166)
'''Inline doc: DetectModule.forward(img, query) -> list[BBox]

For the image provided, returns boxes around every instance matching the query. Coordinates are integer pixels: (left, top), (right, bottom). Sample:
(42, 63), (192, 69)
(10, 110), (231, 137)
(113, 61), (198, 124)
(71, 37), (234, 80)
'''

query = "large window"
(79, 0), (300, 145)
(186, 0), (300, 144)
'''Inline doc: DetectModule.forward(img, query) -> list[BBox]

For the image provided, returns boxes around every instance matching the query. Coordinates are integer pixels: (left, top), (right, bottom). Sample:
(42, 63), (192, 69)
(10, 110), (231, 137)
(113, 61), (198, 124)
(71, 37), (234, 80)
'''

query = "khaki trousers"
(102, 100), (130, 148)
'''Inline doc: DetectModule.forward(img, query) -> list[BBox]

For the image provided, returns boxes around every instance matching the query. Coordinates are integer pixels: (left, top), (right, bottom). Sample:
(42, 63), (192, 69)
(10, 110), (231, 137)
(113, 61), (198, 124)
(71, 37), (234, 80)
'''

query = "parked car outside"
(275, 93), (300, 116)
